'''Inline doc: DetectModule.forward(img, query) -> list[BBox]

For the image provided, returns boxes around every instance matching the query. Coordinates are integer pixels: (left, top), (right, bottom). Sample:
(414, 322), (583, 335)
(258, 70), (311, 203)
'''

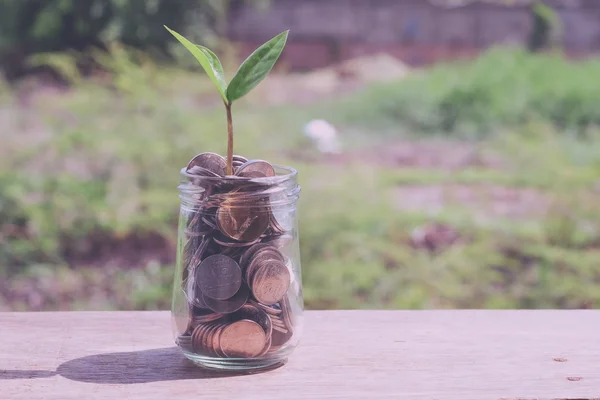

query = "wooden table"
(1, 311), (599, 400)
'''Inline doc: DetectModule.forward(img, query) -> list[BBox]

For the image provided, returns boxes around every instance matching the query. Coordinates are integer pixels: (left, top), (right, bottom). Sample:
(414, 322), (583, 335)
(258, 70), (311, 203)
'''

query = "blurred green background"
(1, 0), (599, 311)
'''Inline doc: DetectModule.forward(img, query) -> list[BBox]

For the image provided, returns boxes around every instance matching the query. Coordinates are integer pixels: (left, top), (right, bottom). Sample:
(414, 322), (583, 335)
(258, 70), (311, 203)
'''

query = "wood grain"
(1, 311), (599, 400)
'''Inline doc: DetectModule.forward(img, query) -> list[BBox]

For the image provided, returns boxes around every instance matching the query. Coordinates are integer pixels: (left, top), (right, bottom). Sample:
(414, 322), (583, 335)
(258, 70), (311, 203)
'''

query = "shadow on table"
(0, 370), (57, 379)
(2, 347), (282, 384)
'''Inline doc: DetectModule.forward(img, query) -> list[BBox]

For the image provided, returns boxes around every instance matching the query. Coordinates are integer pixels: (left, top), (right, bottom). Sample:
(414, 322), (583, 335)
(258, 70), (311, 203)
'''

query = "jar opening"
(180, 165), (297, 185)
(178, 164), (300, 210)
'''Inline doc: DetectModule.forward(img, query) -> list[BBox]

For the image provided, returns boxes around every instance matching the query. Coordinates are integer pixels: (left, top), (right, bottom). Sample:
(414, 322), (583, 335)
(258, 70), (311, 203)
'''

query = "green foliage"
(166, 27), (288, 104)
(2, 48), (600, 311)
(0, 0), (197, 75)
(164, 26), (228, 102)
(332, 47), (600, 137)
(225, 30), (289, 103)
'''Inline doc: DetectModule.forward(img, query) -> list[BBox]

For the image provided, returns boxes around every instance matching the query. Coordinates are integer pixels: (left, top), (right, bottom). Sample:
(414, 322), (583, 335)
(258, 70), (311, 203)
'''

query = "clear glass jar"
(171, 162), (303, 371)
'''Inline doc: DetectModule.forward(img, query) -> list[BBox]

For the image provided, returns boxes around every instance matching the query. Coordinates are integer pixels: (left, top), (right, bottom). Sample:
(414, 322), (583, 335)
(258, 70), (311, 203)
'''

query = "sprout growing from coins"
(165, 26), (288, 175)
(166, 27), (300, 362)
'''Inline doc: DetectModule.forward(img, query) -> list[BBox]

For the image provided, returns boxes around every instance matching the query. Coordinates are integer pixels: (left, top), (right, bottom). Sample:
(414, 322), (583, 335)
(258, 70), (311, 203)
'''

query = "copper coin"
(251, 300), (283, 316)
(203, 284), (249, 314)
(216, 201), (270, 242)
(257, 334), (272, 357)
(196, 254), (242, 300)
(232, 304), (273, 341)
(239, 243), (272, 270)
(270, 315), (286, 327)
(186, 152), (226, 176)
(269, 328), (293, 352)
(245, 247), (285, 283)
(252, 246), (286, 263)
(212, 323), (228, 357)
(235, 160), (275, 178)
(203, 323), (220, 355)
(233, 155), (248, 163)
(251, 260), (290, 305)
(213, 234), (260, 248)
(245, 257), (262, 285)
(272, 324), (289, 334)
(187, 165), (221, 178)
(220, 320), (266, 358)
(191, 324), (206, 353)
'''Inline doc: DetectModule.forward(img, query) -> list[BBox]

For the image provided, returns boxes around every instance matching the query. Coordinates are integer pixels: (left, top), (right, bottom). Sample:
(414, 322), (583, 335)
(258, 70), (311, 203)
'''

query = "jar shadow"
(56, 347), (283, 384)
(1, 347), (282, 384)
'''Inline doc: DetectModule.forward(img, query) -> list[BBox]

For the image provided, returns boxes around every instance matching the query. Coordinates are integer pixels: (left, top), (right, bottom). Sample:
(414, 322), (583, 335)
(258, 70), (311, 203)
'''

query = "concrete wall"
(227, 0), (600, 69)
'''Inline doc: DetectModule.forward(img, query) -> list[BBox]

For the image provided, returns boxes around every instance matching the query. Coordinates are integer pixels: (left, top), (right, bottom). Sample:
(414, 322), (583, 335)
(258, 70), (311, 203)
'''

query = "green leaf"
(226, 30), (288, 103)
(164, 25), (227, 102)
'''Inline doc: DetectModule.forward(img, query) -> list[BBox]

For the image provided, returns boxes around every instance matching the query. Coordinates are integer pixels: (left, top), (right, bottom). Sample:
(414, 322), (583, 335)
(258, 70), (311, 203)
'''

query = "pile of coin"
(174, 152), (297, 359)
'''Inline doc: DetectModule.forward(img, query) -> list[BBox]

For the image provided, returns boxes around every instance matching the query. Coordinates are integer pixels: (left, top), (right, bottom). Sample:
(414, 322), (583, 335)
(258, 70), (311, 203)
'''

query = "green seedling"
(165, 26), (289, 175)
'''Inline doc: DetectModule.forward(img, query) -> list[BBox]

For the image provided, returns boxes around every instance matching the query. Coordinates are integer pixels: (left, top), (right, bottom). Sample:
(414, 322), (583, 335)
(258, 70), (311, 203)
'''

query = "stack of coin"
(175, 152), (298, 359)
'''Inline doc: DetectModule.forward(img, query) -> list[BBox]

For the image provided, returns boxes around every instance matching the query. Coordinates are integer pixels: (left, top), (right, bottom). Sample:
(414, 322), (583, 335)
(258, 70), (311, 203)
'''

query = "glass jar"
(171, 161), (303, 371)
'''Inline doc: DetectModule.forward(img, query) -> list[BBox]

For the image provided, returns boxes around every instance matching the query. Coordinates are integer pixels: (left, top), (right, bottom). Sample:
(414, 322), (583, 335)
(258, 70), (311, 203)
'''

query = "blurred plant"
(528, 2), (562, 52)
(333, 47), (600, 137)
(0, 0), (271, 79)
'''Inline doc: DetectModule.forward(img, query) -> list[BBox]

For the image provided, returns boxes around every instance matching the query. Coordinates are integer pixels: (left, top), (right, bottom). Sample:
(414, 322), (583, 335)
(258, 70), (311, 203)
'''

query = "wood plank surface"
(1, 310), (599, 400)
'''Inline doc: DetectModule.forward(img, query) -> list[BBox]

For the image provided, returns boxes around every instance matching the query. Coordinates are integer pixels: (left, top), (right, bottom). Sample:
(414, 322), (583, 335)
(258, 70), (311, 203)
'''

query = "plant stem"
(225, 102), (234, 175)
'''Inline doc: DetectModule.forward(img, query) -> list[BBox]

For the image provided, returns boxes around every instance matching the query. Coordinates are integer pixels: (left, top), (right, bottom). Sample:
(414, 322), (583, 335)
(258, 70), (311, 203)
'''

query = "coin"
(213, 233), (260, 248)
(269, 328), (293, 352)
(272, 319), (287, 329)
(186, 152), (227, 176)
(245, 247), (285, 283)
(251, 300), (282, 316)
(257, 333), (272, 357)
(212, 323), (228, 357)
(192, 325), (206, 353)
(233, 155), (249, 163)
(203, 283), (249, 314)
(220, 319), (266, 358)
(239, 243), (271, 270)
(251, 259), (290, 305)
(187, 165), (221, 178)
(235, 160), (275, 178)
(216, 201), (270, 242)
(272, 324), (289, 334)
(203, 323), (220, 355)
(232, 303), (273, 341)
(196, 254), (242, 300)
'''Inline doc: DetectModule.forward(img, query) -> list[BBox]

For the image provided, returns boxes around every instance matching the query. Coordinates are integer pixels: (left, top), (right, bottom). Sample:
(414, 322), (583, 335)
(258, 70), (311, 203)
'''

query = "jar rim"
(179, 164), (298, 185)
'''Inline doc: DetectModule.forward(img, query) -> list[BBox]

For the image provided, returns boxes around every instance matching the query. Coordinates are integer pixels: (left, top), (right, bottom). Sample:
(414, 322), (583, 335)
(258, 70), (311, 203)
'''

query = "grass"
(1, 47), (600, 311)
